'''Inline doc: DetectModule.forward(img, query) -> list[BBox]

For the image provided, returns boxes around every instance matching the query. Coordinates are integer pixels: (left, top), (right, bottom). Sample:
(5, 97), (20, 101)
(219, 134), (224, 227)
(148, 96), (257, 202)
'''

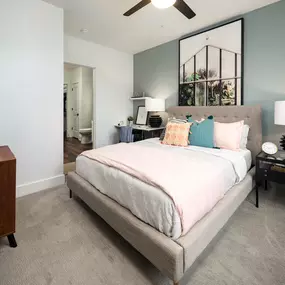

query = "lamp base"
(280, 135), (285, 151)
(149, 115), (162, 128)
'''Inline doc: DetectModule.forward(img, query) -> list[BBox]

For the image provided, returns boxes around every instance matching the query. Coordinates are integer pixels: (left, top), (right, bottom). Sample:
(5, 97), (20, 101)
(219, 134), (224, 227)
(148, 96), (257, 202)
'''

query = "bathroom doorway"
(63, 63), (94, 172)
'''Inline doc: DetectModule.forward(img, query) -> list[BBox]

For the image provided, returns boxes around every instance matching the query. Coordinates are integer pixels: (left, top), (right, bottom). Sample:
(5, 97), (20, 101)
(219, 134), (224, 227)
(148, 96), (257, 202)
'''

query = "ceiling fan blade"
(173, 0), (196, 19)
(123, 0), (151, 16)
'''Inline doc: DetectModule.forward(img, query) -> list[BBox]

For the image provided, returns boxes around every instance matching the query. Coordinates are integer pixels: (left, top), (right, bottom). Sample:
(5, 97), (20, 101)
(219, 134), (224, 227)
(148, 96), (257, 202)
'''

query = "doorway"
(63, 63), (94, 172)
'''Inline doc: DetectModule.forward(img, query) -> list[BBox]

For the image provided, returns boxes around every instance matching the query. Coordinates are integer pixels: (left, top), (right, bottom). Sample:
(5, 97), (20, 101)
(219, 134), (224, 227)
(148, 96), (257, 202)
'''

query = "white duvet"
(76, 138), (251, 239)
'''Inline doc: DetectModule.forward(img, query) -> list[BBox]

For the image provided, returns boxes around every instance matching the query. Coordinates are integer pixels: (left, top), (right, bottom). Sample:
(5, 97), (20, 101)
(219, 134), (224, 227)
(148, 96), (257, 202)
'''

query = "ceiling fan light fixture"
(151, 0), (176, 9)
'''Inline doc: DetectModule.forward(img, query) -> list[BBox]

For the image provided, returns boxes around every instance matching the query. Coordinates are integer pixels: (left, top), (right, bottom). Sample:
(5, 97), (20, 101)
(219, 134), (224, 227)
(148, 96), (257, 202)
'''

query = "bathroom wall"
(80, 67), (93, 129)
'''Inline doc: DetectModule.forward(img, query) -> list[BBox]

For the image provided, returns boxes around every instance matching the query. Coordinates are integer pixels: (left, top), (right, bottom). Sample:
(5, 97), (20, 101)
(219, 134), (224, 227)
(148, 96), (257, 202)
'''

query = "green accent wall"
(134, 0), (285, 143)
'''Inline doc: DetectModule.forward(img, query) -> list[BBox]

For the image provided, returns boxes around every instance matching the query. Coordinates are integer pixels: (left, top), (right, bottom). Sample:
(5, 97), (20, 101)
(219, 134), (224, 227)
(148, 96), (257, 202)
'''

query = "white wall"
(64, 36), (134, 148)
(180, 21), (242, 66)
(0, 0), (64, 197)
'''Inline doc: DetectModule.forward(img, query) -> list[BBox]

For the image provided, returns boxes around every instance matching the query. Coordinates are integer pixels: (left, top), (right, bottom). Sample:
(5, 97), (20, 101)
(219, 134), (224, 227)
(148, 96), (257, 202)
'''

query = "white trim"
(16, 175), (65, 198)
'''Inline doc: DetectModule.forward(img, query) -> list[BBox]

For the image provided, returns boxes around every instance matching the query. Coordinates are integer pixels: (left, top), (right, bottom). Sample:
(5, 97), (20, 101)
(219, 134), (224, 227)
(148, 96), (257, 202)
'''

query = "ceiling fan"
(123, 0), (196, 19)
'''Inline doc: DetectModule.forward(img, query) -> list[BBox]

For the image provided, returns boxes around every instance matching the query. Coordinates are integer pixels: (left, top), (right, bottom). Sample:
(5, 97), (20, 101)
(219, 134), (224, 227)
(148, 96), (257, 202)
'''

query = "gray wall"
(134, 0), (285, 144)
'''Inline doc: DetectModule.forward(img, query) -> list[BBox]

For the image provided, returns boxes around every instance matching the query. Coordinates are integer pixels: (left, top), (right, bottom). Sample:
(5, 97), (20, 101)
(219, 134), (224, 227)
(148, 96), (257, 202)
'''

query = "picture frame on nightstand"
(135, 106), (148, 125)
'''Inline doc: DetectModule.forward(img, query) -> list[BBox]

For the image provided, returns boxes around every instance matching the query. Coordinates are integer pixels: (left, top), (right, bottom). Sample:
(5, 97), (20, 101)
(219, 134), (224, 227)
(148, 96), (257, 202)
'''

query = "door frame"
(64, 61), (96, 150)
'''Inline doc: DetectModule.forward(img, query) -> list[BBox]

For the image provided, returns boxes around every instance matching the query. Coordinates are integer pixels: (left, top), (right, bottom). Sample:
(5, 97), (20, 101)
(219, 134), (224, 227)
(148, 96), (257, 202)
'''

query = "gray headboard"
(167, 105), (262, 164)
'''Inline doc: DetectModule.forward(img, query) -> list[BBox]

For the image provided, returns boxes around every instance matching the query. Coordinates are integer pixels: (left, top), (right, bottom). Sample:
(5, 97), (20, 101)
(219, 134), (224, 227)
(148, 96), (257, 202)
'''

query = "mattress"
(76, 138), (251, 239)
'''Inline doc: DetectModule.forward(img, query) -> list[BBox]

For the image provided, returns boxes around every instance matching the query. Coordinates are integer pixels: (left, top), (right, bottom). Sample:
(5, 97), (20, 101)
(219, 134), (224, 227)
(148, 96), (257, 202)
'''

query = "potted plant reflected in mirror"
(127, 116), (134, 127)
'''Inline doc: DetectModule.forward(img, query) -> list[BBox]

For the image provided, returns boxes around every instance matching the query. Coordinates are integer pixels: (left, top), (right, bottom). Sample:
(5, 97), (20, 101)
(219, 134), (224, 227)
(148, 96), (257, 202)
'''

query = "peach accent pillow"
(214, 120), (244, 151)
(162, 122), (192, 147)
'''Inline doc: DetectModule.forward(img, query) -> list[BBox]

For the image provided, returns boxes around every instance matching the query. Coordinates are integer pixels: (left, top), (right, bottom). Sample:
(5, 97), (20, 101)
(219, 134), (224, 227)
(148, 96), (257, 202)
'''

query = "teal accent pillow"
(187, 116), (215, 148)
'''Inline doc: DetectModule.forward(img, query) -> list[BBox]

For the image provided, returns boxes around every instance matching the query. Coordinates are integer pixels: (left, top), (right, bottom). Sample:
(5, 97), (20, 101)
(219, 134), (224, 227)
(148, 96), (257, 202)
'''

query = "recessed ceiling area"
(43, 0), (279, 54)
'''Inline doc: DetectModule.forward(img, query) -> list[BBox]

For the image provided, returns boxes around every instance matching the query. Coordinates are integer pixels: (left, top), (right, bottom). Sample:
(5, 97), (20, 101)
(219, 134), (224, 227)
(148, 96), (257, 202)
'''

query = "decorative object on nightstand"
(145, 98), (165, 128)
(255, 150), (285, 208)
(0, 146), (17, 248)
(275, 101), (285, 150)
(127, 116), (134, 127)
(262, 142), (278, 155)
(136, 106), (148, 125)
(280, 135), (285, 150)
(117, 120), (125, 127)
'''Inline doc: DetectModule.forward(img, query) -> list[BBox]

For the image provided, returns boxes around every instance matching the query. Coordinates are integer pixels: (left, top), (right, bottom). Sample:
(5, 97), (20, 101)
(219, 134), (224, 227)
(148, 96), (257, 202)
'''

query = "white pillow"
(240, 124), (250, 149)
(214, 122), (249, 150)
(214, 121), (244, 151)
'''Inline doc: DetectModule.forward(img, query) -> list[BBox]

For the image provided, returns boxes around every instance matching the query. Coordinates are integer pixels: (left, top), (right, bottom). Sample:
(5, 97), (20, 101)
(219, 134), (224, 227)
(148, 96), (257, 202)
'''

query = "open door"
(71, 83), (79, 138)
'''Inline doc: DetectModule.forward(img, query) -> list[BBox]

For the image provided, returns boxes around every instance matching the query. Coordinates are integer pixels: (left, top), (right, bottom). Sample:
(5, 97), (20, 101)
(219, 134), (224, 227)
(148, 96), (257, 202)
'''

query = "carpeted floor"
(0, 185), (285, 285)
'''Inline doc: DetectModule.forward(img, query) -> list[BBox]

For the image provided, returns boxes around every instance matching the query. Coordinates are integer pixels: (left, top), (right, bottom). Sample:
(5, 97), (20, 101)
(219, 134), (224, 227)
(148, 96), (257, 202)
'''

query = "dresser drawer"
(0, 146), (16, 238)
(257, 168), (285, 184)
(0, 224), (4, 237)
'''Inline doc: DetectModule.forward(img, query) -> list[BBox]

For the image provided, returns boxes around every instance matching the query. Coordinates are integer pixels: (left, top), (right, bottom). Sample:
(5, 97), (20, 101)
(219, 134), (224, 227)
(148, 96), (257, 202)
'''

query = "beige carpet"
(0, 185), (285, 285)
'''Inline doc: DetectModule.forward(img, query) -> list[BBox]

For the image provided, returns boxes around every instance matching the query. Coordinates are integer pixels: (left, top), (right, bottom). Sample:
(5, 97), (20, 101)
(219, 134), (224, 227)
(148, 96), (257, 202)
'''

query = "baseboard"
(16, 174), (65, 198)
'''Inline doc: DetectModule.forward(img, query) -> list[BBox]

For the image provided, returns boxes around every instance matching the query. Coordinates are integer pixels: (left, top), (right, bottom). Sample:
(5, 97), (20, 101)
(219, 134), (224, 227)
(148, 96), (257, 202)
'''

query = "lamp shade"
(275, 101), (285, 125)
(145, 98), (165, 112)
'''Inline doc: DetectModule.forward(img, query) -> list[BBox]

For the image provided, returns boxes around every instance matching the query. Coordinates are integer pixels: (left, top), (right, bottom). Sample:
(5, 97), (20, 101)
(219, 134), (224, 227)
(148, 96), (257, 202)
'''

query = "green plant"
(180, 67), (236, 106)
(187, 72), (200, 82)
(127, 116), (134, 122)
(222, 81), (234, 99)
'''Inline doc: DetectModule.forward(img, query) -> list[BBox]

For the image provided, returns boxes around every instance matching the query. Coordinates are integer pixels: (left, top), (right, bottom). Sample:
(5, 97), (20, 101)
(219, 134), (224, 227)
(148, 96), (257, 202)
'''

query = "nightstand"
(255, 151), (285, 208)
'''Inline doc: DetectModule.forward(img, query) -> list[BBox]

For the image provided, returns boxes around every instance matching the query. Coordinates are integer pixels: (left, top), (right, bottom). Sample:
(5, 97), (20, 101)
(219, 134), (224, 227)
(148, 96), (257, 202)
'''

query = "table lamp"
(145, 98), (165, 127)
(274, 101), (285, 150)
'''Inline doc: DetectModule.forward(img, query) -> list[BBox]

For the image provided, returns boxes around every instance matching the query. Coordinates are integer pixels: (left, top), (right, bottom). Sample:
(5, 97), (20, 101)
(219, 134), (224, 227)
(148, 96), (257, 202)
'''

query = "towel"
(120, 126), (134, 143)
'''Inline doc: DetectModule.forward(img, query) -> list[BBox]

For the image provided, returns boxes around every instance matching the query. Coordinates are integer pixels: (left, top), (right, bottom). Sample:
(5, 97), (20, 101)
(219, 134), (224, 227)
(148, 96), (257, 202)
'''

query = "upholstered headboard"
(167, 106), (262, 164)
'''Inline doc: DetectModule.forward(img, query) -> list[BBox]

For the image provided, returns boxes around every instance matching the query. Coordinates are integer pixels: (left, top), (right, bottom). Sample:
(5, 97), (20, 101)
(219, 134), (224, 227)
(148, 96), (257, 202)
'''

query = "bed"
(67, 105), (262, 285)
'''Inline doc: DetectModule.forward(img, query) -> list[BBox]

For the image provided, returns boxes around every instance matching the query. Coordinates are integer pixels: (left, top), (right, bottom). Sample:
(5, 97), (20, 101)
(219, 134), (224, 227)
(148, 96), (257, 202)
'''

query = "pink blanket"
(81, 143), (235, 235)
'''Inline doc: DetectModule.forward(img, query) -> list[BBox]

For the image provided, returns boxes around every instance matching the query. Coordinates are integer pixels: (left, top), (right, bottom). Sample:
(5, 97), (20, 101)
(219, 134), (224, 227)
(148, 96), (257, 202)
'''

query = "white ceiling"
(43, 0), (279, 54)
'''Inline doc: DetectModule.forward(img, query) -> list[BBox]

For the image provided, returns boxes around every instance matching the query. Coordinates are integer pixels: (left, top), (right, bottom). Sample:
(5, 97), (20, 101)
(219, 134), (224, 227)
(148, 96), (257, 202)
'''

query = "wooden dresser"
(0, 146), (17, 247)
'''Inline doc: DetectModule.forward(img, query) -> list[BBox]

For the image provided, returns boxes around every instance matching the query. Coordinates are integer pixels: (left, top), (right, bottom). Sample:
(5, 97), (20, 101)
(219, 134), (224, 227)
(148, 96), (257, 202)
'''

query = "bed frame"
(67, 105), (262, 285)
